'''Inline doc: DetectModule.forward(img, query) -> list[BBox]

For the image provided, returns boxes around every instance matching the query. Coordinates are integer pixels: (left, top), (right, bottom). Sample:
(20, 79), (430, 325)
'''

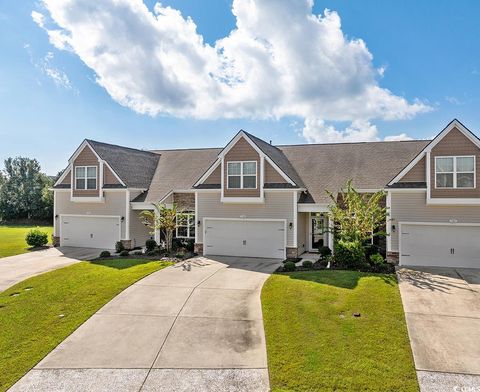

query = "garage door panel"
(61, 216), (119, 249)
(400, 224), (480, 268)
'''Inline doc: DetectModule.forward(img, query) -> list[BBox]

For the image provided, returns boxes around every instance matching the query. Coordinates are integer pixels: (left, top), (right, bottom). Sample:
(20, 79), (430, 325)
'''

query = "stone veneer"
(286, 247), (298, 259)
(386, 251), (399, 265)
(194, 243), (203, 255)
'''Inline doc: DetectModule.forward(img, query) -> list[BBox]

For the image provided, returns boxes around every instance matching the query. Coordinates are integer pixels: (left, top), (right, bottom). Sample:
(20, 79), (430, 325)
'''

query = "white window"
(75, 166), (97, 190)
(435, 156), (475, 189)
(227, 161), (257, 189)
(176, 212), (195, 238)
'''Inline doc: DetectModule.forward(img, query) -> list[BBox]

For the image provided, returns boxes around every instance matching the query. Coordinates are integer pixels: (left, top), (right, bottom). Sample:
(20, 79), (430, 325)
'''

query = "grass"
(0, 224), (53, 258)
(262, 270), (418, 392)
(0, 258), (171, 391)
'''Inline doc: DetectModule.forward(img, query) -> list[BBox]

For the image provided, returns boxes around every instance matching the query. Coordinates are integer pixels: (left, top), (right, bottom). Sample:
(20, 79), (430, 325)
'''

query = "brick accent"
(121, 239), (133, 250)
(173, 193), (195, 210)
(387, 251), (399, 265)
(286, 247), (298, 259)
(194, 243), (203, 254)
(52, 235), (60, 247)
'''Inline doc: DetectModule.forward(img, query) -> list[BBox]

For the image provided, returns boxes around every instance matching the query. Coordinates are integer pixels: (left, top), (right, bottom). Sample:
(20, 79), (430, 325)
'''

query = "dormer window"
(75, 166), (97, 190)
(227, 161), (257, 189)
(435, 156), (475, 189)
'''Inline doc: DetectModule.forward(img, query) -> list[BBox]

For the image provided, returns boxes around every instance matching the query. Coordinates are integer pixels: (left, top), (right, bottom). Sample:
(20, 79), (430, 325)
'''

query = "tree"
(140, 203), (181, 252)
(0, 157), (53, 221)
(326, 179), (387, 244)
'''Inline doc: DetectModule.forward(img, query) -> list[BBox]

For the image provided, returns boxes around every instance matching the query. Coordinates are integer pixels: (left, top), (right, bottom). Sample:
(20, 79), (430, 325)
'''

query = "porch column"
(328, 217), (334, 251)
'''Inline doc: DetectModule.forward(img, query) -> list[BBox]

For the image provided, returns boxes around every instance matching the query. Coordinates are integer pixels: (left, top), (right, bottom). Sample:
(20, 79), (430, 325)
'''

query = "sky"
(0, 0), (479, 175)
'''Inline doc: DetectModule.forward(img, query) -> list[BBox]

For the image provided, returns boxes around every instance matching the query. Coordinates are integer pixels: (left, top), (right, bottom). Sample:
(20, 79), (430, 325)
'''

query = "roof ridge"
(86, 139), (158, 155)
(276, 139), (431, 148)
(150, 147), (223, 152)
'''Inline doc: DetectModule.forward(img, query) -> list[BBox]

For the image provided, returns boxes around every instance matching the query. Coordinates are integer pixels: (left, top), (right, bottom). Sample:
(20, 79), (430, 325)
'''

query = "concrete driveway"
(0, 247), (103, 292)
(397, 266), (480, 392)
(9, 256), (282, 392)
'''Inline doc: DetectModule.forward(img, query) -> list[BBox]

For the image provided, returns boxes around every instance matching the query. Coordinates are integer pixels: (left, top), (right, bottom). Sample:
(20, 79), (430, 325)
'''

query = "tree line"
(0, 157), (54, 223)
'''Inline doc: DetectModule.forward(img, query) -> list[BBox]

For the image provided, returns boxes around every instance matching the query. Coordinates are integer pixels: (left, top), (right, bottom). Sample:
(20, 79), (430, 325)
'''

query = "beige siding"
(104, 165), (121, 185)
(72, 145), (100, 197)
(203, 165), (221, 185)
(430, 127), (480, 198)
(265, 161), (287, 184)
(130, 210), (153, 247)
(401, 156), (426, 182)
(197, 191), (295, 246)
(297, 212), (307, 254)
(60, 170), (71, 185)
(55, 190), (127, 238)
(223, 137), (261, 197)
(390, 191), (480, 250)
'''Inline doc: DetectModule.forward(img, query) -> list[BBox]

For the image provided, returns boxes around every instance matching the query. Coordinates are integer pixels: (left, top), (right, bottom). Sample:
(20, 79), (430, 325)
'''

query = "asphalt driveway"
(397, 266), (480, 392)
(0, 247), (103, 292)
(9, 256), (282, 392)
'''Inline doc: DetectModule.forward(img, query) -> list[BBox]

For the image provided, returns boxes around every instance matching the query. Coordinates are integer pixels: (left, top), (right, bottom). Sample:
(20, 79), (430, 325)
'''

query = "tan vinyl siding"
(265, 161), (287, 184)
(390, 191), (480, 250)
(203, 165), (221, 185)
(104, 165), (121, 185)
(223, 137), (261, 197)
(430, 127), (480, 198)
(400, 156), (426, 182)
(72, 145), (100, 197)
(297, 212), (307, 254)
(60, 170), (71, 185)
(55, 190), (127, 238)
(130, 210), (152, 247)
(197, 191), (295, 246)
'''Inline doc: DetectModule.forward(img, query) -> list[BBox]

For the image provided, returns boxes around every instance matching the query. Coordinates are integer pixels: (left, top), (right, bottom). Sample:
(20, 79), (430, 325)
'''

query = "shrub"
(145, 239), (157, 252)
(174, 253), (185, 259)
(115, 241), (125, 253)
(172, 238), (195, 252)
(119, 250), (129, 256)
(318, 246), (332, 258)
(99, 250), (111, 258)
(317, 255), (330, 268)
(283, 261), (296, 272)
(369, 253), (385, 266)
(146, 250), (159, 256)
(133, 251), (143, 256)
(25, 228), (49, 247)
(334, 240), (366, 268)
(302, 260), (313, 269)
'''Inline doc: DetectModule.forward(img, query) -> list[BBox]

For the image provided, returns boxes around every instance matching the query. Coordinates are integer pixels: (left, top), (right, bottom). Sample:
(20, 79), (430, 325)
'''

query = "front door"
(309, 213), (326, 252)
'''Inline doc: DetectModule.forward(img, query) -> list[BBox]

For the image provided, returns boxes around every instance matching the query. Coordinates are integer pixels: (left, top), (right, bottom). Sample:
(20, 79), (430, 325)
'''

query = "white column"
(194, 191), (199, 244)
(292, 191), (298, 248)
(328, 217), (334, 251)
(125, 190), (130, 240)
(386, 190), (391, 252)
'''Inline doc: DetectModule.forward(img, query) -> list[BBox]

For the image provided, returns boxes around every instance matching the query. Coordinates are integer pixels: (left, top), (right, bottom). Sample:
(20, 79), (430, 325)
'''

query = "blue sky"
(0, 0), (479, 174)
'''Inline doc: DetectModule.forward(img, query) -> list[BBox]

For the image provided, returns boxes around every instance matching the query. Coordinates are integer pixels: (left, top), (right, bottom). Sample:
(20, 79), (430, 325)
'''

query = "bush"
(119, 250), (129, 256)
(115, 241), (125, 253)
(369, 253), (385, 266)
(145, 239), (157, 252)
(302, 260), (313, 269)
(99, 250), (111, 258)
(146, 250), (159, 256)
(334, 240), (366, 268)
(133, 251), (143, 256)
(25, 228), (49, 247)
(283, 261), (296, 272)
(317, 255), (330, 268)
(172, 238), (195, 252)
(318, 246), (332, 258)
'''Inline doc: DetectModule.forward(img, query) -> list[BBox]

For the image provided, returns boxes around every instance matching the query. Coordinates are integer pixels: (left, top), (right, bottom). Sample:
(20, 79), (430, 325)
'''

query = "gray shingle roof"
(87, 140), (159, 189)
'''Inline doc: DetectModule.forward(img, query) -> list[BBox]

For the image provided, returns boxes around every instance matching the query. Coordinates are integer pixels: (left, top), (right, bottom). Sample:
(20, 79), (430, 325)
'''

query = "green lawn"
(0, 225), (53, 258)
(262, 270), (418, 392)
(0, 258), (171, 391)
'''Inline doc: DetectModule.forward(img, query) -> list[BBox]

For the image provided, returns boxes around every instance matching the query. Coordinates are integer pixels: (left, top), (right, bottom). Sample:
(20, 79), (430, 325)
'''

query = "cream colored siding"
(297, 212), (307, 254)
(390, 191), (480, 250)
(55, 190), (127, 238)
(197, 191), (295, 246)
(130, 210), (152, 247)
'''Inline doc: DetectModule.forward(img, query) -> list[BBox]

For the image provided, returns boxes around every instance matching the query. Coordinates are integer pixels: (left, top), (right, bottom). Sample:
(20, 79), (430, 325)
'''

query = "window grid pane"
(86, 179), (96, 190)
(243, 176), (256, 189)
(228, 175), (241, 189)
(457, 173), (474, 188)
(75, 167), (85, 177)
(87, 167), (97, 178)
(436, 173), (454, 188)
(456, 157), (474, 172)
(436, 158), (454, 173)
(76, 179), (85, 189)
(228, 163), (241, 175)
(243, 162), (256, 175)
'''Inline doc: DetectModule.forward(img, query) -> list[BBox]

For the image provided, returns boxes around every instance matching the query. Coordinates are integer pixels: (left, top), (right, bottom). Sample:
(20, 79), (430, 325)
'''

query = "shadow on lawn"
(90, 258), (157, 270)
(286, 269), (397, 290)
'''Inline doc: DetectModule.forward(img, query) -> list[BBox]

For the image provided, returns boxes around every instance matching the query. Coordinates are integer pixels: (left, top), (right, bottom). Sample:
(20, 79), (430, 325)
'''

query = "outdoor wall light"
(121, 216), (125, 222)
(197, 220), (201, 227)
(55, 214), (59, 219)
(392, 225), (396, 232)
(289, 222), (293, 229)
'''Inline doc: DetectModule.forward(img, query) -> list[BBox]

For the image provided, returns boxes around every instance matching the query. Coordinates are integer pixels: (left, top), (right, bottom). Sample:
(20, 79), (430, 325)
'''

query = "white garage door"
(204, 219), (285, 259)
(60, 215), (120, 249)
(400, 223), (480, 268)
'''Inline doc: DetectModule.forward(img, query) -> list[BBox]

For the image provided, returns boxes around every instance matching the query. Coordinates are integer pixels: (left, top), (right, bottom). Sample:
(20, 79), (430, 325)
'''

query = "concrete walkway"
(9, 256), (282, 392)
(0, 247), (103, 292)
(397, 266), (480, 392)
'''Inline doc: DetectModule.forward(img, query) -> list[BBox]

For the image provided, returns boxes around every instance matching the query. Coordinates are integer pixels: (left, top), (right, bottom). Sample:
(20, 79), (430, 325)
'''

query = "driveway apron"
(9, 256), (282, 392)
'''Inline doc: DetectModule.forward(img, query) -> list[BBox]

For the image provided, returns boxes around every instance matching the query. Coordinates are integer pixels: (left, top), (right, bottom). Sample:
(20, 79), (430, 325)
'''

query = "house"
(53, 119), (480, 269)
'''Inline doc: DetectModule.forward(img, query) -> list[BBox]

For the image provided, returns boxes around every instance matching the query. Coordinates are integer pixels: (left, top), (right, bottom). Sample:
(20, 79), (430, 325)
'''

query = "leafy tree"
(326, 179), (387, 244)
(0, 157), (53, 221)
(140, 203), (182, 252)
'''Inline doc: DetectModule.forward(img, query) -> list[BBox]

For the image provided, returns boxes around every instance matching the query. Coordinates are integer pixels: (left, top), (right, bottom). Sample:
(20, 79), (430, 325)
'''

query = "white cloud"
(445, 96), (462, 105)
(384, 133), (413, 141)
(32, 0), (430, 140)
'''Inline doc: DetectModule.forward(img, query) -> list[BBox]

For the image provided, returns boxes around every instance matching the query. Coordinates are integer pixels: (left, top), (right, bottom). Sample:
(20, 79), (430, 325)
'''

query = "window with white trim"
(435, 156), (475, 189)
(227, 161), (257, 189)
(75, 166), (97, 190)
(176, 212), (195, 238)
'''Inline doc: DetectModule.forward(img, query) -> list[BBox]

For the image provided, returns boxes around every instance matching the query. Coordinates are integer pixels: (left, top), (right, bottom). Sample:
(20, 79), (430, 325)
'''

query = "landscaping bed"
(0, 258), (171, 391)
(262, 270), (418, 391)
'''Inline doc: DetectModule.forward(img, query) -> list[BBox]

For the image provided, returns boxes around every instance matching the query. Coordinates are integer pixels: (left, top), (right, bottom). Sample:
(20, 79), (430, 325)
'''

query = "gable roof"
(87, 140), (159, 189)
